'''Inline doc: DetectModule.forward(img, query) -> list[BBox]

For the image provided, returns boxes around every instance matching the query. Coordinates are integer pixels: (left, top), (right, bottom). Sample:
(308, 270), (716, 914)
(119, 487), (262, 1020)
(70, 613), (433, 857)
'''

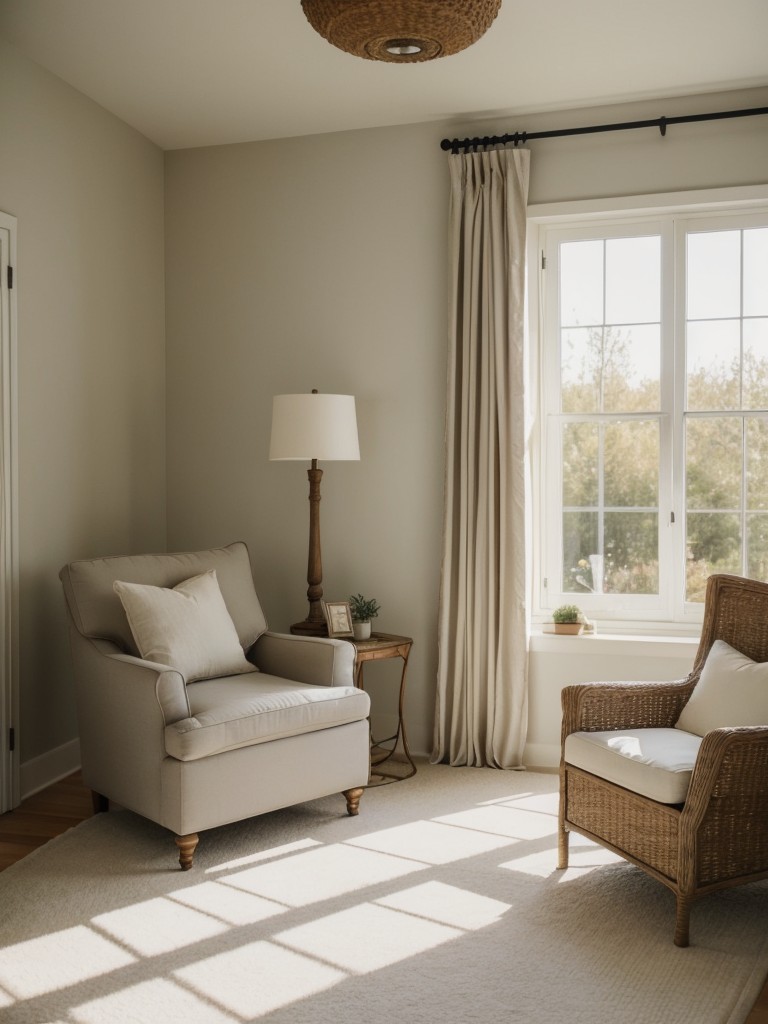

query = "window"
(537, 203), (768, 626)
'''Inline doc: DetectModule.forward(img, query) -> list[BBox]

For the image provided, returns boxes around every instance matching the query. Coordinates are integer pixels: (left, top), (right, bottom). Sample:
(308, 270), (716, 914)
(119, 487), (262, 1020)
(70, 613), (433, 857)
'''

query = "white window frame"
(528, 185), (768, 634)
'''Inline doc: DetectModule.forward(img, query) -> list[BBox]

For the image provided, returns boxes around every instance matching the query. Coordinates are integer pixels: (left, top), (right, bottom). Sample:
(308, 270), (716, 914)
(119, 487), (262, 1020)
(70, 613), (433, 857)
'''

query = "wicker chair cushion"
(675, 639), (768, 737)
(564, 728), (703, 803)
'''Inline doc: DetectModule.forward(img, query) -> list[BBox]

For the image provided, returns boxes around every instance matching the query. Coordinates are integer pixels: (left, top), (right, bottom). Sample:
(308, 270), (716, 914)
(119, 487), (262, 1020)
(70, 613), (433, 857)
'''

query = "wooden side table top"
(348, 632), (413, 660)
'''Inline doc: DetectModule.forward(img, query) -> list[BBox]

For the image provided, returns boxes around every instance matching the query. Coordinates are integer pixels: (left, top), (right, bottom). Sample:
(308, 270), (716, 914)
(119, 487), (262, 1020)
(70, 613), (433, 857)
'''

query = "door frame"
(0, 211), (20, 812)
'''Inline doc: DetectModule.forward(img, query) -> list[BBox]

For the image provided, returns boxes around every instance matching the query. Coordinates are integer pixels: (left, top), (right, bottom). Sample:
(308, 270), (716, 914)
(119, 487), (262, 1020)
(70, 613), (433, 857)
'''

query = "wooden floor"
(0, 773), (766, 1021)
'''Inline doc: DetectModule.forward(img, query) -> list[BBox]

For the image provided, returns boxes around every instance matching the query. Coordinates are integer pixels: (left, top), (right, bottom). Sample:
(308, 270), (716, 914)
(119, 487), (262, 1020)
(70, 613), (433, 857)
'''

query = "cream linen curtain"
(432, 147), (530, 769)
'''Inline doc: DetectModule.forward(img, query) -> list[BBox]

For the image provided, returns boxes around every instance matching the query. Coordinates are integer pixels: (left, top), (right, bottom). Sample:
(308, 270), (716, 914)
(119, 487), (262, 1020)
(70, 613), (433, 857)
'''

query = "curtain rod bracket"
(659, 116), (668, 137)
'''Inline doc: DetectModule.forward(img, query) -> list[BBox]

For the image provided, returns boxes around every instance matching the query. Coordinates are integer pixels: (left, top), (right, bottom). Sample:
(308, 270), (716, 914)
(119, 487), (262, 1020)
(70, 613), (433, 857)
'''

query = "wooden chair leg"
(343, 787), (363, 816)
(557, 823), (570, 870)
(91, 791), (109, 814)
(175, 833), (199, 871)
(674, 894), (691, 947)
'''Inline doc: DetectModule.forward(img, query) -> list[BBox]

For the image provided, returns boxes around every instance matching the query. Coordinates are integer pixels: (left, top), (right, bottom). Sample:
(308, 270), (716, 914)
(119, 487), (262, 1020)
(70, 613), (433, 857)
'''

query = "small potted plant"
(349, 594), (380, 640)
(552, 604), (583, 635)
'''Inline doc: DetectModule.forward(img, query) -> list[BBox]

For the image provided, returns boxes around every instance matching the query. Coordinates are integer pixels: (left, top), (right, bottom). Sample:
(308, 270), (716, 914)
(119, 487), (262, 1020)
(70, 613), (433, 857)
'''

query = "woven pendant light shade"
(301, 0), (502, 63)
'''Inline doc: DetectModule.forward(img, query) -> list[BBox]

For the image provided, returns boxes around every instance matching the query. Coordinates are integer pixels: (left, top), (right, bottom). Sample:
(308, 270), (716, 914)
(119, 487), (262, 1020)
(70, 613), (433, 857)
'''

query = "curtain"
(432, 147), (530, 769)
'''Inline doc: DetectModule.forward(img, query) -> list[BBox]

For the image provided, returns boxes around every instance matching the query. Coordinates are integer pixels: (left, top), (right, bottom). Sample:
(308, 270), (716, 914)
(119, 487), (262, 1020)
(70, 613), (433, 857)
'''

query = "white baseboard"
(20, 738), (81, 801)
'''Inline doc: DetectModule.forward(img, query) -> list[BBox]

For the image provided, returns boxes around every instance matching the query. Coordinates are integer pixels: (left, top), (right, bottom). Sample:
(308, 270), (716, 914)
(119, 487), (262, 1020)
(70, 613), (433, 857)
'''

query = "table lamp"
(269, 390), (360, 635)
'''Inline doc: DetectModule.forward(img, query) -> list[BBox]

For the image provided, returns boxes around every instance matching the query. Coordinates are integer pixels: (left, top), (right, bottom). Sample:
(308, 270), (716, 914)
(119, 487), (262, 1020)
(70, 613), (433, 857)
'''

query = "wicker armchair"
(558, 574), (768, 946)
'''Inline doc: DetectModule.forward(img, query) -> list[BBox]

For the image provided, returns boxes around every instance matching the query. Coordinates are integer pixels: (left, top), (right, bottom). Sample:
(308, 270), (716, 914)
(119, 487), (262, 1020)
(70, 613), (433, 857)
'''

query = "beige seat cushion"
(565, 728), (702, 804)
(675, 639), (768, 737)
(114, 570), (253, 683)
(165, 673), (371, 761)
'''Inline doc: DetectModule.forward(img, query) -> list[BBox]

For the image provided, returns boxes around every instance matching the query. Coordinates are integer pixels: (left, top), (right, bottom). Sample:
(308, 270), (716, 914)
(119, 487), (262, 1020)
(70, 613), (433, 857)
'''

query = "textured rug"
(1, 763), (766, 1024)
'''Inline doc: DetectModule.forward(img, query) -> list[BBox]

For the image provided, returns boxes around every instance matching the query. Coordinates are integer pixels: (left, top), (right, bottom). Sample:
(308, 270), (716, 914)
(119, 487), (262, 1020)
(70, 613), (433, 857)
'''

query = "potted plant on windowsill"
(552, 604), (583, 635)
(349, 594), (380, 640)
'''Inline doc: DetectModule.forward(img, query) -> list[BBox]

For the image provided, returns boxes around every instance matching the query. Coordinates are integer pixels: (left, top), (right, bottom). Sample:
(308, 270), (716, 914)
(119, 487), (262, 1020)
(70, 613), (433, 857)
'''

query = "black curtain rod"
(440, 105), (768, 153)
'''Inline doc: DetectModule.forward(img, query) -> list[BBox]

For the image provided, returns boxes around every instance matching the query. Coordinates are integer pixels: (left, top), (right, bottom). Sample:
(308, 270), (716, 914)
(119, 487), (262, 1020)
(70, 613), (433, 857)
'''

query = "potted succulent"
(349, 593), (380, 640)
(552, 604), (583, 635)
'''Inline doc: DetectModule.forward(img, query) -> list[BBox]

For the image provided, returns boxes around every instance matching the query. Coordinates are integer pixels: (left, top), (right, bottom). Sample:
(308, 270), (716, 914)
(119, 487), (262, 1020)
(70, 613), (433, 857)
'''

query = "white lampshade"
(269, 393), (360, 461)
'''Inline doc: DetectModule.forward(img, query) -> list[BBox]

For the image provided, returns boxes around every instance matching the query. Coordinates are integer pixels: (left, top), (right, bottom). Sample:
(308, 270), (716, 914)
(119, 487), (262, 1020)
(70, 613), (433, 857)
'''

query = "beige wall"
(0, 40), (167, 772)
(165, 86), (768, 760)
(164, 123), (447, 753)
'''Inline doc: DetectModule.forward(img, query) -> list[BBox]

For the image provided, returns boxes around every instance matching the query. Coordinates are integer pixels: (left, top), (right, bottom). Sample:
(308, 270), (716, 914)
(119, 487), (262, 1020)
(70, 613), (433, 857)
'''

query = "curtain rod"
(440, 105), (768, 153)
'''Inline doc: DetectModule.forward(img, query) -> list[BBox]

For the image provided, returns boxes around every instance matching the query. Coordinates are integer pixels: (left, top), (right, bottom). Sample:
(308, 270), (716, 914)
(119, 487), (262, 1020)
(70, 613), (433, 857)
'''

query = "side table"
(348, 632), (415, 783)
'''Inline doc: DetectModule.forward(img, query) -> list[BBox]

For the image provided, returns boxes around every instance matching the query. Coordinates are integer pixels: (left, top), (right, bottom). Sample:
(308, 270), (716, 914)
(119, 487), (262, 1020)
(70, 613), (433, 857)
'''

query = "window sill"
(529, 629), (699, 658)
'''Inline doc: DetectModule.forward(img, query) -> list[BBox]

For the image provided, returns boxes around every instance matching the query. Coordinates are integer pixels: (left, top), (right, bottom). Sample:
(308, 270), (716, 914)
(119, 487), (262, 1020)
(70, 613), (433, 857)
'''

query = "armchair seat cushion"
(564, 727), (703, 804)
(165, 673), (370, 761)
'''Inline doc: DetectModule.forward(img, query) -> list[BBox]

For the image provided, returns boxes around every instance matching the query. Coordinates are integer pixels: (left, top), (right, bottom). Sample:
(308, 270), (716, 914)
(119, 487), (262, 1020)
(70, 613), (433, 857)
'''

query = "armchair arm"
(684, 725), (768, 815)
(560, 678), (696, 743)
(679, 726), (768, 891)
(102, 650), (191, 725)
(69, 633), (189, 823)
(249, 631), (355, 686)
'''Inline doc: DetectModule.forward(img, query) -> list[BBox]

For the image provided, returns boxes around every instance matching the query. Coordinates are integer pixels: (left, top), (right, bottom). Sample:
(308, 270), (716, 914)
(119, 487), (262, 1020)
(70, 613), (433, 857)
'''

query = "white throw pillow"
(113, 570), (254, 682)
(675, 638), (768, 737)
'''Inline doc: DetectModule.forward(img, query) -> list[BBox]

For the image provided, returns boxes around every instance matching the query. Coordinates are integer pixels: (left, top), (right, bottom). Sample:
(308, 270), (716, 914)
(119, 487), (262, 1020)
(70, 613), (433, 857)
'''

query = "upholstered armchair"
(558, 573), (768, 946)
(60, 542), (371, 870)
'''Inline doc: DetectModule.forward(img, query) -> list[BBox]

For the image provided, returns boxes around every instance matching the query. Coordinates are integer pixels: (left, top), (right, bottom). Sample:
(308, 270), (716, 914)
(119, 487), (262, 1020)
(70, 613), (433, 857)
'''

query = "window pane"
(744, 318), (768, 409)
(687, 230), (741, 320)
(605, 236), (660, 325)
(686, 417), (742, 510)
(686, 320), (740, 410)
(746, 417), (768, 510)
(562, 422), (598, 507)
(747, 513), (768, 581)
(604, 420), (658, 507)
(560, 240), (603, 326)
(563, 511), (598, 593)
(562, 325), (660, 413)
(686, 512), (741, 601)
(603, 512), (659, 594)
(744, 228), (768, 317)
(561, 328), (600, 413)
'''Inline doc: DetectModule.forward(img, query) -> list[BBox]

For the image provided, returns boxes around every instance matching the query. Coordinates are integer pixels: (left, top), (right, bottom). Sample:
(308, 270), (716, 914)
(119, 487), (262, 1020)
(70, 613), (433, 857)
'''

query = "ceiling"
(1, 0), (767, 151)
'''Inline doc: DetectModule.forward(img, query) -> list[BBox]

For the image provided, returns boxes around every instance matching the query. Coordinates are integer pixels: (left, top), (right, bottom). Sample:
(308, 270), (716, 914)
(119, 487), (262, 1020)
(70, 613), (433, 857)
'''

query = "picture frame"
(322, 600), (354, 638)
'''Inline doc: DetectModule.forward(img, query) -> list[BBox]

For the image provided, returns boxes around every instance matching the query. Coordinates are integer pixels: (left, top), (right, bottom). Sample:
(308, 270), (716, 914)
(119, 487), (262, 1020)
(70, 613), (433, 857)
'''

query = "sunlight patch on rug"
(174, 941), (345, 1018)
(167, 879), (287, 925)
(276, 902), (461, 973)
(93, 895), (230, 955)
(218, 842), (419, 906)
(345, 818), (517, 863)
(204, 836), (321, 874)
(72, 977), (236, 1023)
(501, 838), (621, 879)
(0, 925), (136, 998)
(375, 880), (511, 929)
(433, 803), (558, 840)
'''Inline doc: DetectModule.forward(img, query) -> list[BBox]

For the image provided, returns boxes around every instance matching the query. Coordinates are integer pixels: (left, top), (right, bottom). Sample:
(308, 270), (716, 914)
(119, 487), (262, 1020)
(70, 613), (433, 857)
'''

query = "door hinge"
(9, 727), (14, 752)
(541, 252), (547, 270)
(670, 511), (676, 524)
(7, 265), (13, 289)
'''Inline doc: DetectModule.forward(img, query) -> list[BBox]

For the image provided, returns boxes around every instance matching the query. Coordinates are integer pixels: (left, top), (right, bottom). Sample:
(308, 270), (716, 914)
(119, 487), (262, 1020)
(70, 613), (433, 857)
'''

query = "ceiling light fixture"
(301, 0), (503, 63)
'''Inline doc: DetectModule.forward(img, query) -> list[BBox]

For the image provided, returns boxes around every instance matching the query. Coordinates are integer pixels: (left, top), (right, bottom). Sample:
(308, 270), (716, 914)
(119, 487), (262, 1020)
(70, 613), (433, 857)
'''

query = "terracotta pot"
(553, 622), (582, 635)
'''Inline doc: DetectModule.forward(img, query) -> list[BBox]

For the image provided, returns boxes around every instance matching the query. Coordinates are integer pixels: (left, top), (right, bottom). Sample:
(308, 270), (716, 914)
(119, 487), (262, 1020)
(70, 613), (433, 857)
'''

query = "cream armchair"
(59, 542), (371, 869)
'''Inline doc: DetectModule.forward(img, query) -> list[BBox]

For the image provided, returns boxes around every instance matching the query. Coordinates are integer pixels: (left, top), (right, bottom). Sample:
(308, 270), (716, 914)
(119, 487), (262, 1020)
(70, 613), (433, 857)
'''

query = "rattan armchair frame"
(558, 574), (768, 946)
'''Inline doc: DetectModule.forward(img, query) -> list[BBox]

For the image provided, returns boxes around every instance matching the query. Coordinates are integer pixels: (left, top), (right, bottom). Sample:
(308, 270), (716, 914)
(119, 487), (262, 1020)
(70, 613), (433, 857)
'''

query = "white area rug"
(1, 763), (766, 1024)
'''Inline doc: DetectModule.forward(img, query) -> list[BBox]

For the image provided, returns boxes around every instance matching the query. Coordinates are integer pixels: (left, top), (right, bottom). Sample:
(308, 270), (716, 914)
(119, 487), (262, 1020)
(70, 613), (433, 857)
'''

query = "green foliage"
(553, 604), (581, 624)
(348, 594), (380, 622)
(560, 324), (768, 601)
